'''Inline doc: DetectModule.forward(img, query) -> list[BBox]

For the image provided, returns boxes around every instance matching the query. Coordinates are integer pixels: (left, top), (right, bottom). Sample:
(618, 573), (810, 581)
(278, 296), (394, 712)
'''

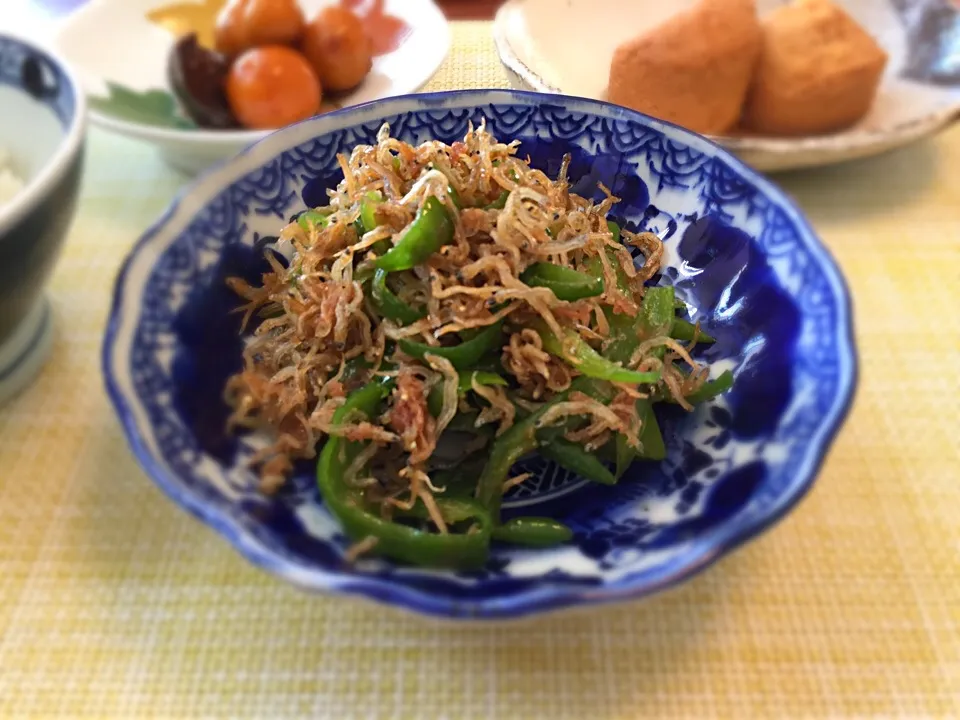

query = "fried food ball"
(741, 0), (888, 136)
(225, 45), (322, 129)
(301, 6), (373, 93)
(607, 0), (762, 135)
(215, 0), (306, 57)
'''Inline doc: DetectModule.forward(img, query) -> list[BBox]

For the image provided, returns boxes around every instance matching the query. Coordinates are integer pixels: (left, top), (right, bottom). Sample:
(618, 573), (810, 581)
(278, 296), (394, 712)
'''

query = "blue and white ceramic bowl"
(103, 90), (857, 620)
(0, 33), (86, 405)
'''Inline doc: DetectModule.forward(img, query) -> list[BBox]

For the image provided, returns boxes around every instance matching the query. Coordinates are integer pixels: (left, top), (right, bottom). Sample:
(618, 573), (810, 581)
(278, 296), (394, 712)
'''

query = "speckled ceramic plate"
(494, 0), (960, 171)
(49, 0), (450, 173)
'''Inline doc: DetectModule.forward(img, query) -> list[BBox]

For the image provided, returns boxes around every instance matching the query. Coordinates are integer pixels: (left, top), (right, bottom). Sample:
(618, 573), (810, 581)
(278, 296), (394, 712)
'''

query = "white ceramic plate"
(54, 0), (450, 173)
(493, 0), (960, 171)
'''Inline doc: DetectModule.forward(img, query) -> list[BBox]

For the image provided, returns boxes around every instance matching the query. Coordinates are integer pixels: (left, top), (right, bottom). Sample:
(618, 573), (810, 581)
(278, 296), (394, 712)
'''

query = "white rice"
(0, 147), (25, 208)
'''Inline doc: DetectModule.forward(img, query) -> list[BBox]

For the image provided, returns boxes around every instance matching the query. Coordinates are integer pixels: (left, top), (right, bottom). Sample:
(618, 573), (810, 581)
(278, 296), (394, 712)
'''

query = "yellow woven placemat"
(1, 21), (958, 718)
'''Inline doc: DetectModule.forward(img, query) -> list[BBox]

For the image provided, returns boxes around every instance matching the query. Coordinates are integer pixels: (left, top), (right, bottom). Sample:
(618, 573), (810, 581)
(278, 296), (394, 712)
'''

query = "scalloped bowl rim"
(102, 89), (858, 620)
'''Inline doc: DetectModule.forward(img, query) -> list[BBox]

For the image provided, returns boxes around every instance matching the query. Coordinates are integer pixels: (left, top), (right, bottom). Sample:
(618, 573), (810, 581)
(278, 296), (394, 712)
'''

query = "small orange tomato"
(215, 0), (306, 57)
(301, 6), (372, 93)
(225, 46), (322, 130)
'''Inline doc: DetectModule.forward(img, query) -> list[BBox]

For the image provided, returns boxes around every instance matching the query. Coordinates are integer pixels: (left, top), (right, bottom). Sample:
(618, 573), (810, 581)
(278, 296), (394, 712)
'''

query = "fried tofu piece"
(607, 0), (762, 135)
(741, 0), (888, 136)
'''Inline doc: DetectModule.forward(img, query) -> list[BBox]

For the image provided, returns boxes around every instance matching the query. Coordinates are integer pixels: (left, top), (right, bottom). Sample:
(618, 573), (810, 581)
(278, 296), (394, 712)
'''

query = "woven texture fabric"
(1, 21), (958, 718)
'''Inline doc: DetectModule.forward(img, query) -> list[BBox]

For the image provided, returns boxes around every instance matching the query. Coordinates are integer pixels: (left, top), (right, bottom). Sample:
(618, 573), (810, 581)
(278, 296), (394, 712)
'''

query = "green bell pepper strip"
(520, 263), (604, 301)
(288, 260), (303, 288)
(607, 220), (621, 243)
(375, 196), (455, 272)
(680, 369), (734, 406)
(475, 413), (538, 520)
(613, 398), (667, 478)
(353, 262), (377, 284)
(542, 279), (669, 477)
(671, 318), (716, 344)
(485, 189), (509, 210)
(432, 454), (488, 498)
(467, 355), (506, 375)
(601, 310), (635, 362)
(604, 285), (676, 365)
(540, 438), (617, 485)
(614, 433), (633, 480)
(355, 192), (394, 260)
(359, 190), (382, 233)
(316, 381), (493, 569)
(636, 399), (666, 460)
(492, 517), (573, 547)
(476, 377), (610, 519)
(370, 269), (425, 326)
(491, 172), (520, 211)
(534, 321), (661, 385)
(639, 287), (676, 346)
(456, 370), (508, 392)
(426, 370), (508, 417)
(422, 164), (462, 208)
(446, 184), (462, 210)
(297, 210), (330, 232)
(529, 375), (616, 447)
(603, 287), (674, 475)
(594, 439), (618, 464)
(584, 225), (631, 296)
(456, 326), (484, 341)
(586, 254), (631, 296)
(399, 321), (504, 370)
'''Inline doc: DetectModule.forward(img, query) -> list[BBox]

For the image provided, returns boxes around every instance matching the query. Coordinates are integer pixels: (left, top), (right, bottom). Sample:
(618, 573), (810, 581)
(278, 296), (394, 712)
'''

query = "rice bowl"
(0, 147), (25, 207)
(0, 31), (87, 406)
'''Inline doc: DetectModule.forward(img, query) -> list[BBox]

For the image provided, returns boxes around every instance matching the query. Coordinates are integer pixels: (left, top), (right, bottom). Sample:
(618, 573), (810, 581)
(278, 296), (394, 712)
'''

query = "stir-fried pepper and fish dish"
(224, 122), (734, 568)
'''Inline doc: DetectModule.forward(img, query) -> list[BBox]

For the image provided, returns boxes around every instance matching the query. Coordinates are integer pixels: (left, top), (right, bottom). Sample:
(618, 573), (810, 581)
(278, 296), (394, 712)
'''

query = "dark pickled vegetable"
(167, 33), (238, 129)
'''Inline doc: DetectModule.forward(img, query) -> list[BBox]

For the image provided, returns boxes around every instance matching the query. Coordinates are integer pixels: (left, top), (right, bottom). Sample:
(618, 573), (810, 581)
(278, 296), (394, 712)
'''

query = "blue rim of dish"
(102, 89), (859, 620)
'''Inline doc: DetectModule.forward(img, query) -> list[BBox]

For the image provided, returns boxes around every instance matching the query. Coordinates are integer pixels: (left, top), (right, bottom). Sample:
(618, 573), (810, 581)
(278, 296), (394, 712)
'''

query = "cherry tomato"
(225, 46), (322, 130)
(301, 6), (372, 93)
(215, 0), (305, 57)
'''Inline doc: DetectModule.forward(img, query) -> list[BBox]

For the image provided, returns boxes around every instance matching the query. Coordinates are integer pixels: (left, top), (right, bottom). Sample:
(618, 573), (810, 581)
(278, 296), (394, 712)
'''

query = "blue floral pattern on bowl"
(0, 35), (75, 125)
(102, 90), (857, 620)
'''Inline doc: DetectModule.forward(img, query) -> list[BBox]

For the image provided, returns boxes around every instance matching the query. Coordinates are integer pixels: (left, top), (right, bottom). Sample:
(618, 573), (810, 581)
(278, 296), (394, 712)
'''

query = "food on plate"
(214, 0), (306, 58)
(608, 0), (762, 134)
(223, 123), (733, 568)
(607, 0), (887, 137)
(168, 34), (238, 128)
(166, 0), (388, 130)
(0, 148), (25, 208)
(741, 0), (888, 136)
(300, 6), (373, 93)
(225, 45), (322, 129)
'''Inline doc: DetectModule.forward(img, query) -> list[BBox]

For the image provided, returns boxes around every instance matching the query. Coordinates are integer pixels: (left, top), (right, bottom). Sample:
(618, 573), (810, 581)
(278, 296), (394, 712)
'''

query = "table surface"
(1, 20), (959, 720)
